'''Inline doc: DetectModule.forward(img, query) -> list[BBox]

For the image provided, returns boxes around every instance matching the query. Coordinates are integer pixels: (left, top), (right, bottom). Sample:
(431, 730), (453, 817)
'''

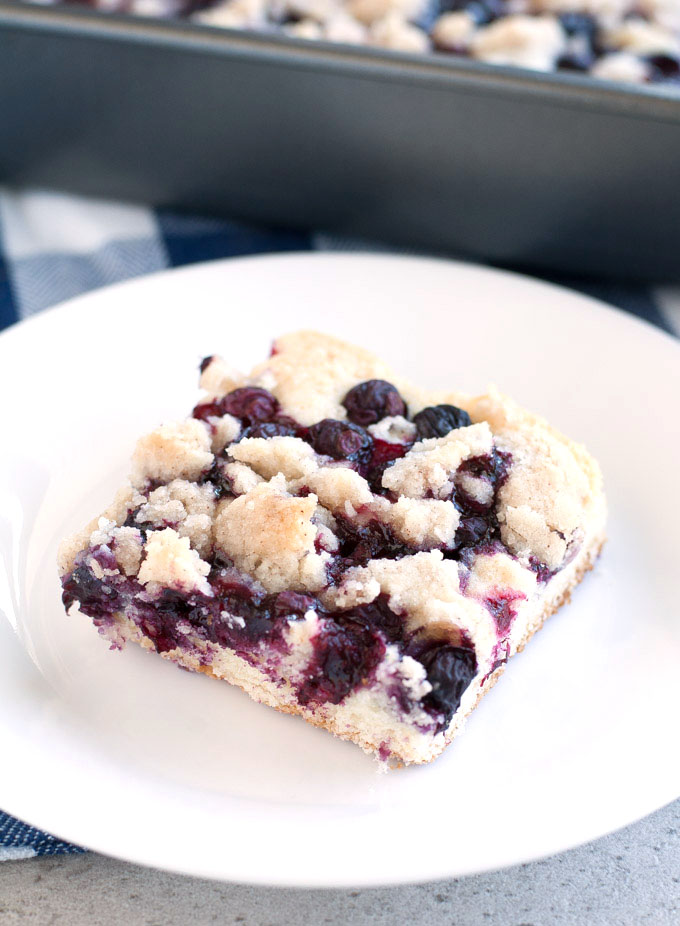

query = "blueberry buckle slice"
(58, 331), (606, 765)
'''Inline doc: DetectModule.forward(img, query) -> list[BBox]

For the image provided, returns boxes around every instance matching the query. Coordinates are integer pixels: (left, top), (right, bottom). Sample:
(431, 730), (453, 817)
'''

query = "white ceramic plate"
(1, 253), (679, 887)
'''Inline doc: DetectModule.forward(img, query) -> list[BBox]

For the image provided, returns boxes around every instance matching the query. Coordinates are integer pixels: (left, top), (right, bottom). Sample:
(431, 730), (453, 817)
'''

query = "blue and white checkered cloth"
(1, 187), (678, 861)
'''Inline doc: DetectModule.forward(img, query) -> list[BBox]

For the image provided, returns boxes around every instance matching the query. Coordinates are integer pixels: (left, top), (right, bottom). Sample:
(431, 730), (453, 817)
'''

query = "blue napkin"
(0, 187), (678, 860)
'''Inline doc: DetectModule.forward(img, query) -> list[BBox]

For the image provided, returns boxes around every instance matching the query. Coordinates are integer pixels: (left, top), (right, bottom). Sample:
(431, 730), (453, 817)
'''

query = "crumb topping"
(209, 414), (241, 454)
(230, 435), (317, 481)
(213, 475), (330, 592)
(378, 496), (460, 548)
(199, 356), (245, 397)
(110, 526), (144, 577)
(303, 465), (374, 515)
(465, 550), (537, 601)
(222, 460), (264, 495)
(138, 527), (212, 594)
(135, 479), (216, 557)
(381, 422), (493, 499)
(368, 414), (417, 444)
(131, 419), (213, 488)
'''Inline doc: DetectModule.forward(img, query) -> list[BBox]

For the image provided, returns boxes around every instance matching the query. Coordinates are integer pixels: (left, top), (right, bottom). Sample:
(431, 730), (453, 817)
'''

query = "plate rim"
(1, 251), (679, 887)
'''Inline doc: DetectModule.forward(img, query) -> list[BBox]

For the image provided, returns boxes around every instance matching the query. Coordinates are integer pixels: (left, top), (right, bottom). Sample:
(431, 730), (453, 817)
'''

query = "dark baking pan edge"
(2, 1), (680, 124)
(3, 1), (680, 281)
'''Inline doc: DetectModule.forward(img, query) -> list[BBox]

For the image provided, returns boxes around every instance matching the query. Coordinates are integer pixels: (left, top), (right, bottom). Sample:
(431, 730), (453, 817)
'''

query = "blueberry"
(221, 387), (279, 425)
(297, 621), (384, 705)
(200, 460), (233, 499)
(413, 404), (471, 440)
(421, 645), (477, 721)
(559, 12), (597, 37)
(437, 0), (468, 13)
(434, 0), (502, 24)
(345, 595), (404, 643)
(279, 9), (304, 23)
(455, 515), (491, 547)
(464, 0), (505, 26)
(241, 419), (299, 439)
(334, 516), (410, 566)
(272, 590), (318, 617)
(61, 563), (114, 612)
(192, 399), (225, 423)
(207, 569), (286, 646)
(209, 567), (264, 608)
(306, 418), (372, 462)
(558, 51), (595, 72)
(68, 563), (104, 600)
(365, 438), (410, 493)
(342, 379), (407, 427)
(647, 54), (680, 81)
(486, 593), (522, 635)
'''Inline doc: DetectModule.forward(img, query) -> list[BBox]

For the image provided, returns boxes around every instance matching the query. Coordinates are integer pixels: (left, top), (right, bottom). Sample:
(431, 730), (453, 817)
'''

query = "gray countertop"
(0, 800), (678, 925)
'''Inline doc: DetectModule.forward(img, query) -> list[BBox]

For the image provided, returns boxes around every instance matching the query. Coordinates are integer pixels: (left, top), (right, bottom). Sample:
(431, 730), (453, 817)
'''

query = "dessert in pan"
(32, 0), (680, 86)
(58, 331), (606, 765)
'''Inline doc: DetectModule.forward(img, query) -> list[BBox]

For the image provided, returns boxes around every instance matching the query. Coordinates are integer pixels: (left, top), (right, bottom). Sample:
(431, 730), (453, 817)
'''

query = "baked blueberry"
(413, 404), (472, 439)
(342, 379), (407, 426)
(306, 418), (372, 462)
(421, 645), (477, 722)
(558, 51), (595, 72)
(241, 419), (299, 439)
(221, 387), (279, 424)
(558, 12), (597, 38)
(648, 54), (680, 81)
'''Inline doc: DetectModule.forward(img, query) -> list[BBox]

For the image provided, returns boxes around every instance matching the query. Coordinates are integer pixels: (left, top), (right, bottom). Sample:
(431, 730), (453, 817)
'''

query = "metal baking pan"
(1, 2), (680, 281)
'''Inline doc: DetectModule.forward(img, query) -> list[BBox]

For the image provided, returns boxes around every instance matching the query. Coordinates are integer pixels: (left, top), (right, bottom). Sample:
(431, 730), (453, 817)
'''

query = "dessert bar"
(59, 331), (606, 765)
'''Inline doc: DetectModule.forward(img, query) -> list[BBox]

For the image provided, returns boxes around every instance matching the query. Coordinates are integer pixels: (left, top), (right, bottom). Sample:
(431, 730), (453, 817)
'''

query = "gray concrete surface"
(0, 800), (678, 926)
